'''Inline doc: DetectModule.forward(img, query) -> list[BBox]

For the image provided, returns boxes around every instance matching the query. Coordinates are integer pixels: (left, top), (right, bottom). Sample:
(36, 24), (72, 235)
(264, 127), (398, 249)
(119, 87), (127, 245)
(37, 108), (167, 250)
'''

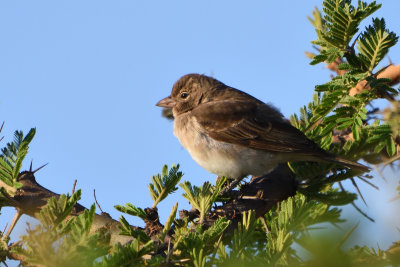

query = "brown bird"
(156, 74), (369, 185)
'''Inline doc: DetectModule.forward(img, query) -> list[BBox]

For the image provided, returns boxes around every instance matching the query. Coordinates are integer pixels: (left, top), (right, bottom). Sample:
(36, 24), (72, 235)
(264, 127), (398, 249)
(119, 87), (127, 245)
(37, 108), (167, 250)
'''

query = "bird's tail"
(323, 155), (370, 172)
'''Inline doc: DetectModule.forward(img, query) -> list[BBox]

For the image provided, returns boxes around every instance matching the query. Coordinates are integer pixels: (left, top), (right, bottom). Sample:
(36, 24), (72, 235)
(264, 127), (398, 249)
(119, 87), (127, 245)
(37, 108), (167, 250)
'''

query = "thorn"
(357, 176), (379, 190)
(336, 222), (360, 250)
(350, 202), (374, 222)
(93, 189), (104, 213)
(29, 160), (33, 172)
(33, 163), (49, 174)
(374, 63), (392, 77)
(338, 181), (343, 190)
(2, 223), (8, 235)
(388, 195), (400, 203)
(373, 165), (387, 182)
(351, 178), (367, 206)
(388, 57), (393, 65)
(0, 121), (4, 142)
(350, 33), (362, 49)
(72, 179), (77, 195)
(339, 181), (374, 222)
(312, 45), (321, 52)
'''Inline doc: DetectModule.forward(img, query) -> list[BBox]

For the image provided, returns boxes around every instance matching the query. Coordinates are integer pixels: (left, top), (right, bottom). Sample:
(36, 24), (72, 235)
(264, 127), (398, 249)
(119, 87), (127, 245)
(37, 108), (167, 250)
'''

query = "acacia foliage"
(1, 0), (400, 266)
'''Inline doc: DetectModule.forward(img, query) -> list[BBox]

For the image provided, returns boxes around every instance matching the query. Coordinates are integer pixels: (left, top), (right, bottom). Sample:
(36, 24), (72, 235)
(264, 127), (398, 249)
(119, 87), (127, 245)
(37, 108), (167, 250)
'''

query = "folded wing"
(191, 99), (326, 156)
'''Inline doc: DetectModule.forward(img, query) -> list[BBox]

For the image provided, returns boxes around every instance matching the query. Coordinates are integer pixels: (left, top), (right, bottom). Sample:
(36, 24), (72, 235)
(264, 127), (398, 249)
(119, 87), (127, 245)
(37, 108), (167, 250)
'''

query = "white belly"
(174, 114), (283, 178)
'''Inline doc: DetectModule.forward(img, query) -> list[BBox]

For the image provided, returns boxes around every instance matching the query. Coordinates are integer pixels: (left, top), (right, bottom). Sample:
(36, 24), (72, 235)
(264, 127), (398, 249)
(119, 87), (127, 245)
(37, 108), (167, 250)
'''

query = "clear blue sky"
(1, 0), (399, 257)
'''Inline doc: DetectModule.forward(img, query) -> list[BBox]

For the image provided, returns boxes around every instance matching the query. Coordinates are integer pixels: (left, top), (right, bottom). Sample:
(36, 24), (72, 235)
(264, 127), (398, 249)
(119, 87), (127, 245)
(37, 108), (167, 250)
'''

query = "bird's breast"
(173, 113), (282, 178)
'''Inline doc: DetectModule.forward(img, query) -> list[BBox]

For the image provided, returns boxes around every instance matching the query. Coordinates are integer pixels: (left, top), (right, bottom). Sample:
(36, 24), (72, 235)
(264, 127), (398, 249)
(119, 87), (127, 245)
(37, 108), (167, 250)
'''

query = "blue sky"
(1, 0), (400, 257)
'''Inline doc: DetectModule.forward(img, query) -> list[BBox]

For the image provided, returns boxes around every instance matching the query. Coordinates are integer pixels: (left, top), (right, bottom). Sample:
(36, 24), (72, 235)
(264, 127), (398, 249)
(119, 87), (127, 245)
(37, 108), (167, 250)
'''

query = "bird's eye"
(180, 92), (189, 99)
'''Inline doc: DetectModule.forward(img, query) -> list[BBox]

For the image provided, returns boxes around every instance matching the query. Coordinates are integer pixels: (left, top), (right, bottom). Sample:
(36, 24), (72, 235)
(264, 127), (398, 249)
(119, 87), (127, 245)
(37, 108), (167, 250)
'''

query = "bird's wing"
(191, 100), (325, 155)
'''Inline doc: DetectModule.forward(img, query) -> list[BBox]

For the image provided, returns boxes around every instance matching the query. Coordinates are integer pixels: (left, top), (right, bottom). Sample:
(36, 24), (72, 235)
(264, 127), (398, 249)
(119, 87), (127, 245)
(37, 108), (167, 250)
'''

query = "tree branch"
(1, 164), (296, 250)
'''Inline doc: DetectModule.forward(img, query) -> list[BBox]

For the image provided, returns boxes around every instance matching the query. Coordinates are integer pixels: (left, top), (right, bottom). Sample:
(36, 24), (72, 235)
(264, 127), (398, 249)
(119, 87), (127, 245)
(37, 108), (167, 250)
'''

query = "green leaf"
(98, 239), (154, 266)
(160, 202), (178, 241)
(114, 203), (148, 221)
(148, 164), (183, 208)
(358, 18), (398, 72)
(118, 215), (150, 242)
(38, 190), (82, 228)
(180, 177), (226, 224)
(12, 128), (36, 180)
(317, 0), (380, 50)
(0, 129), (36, 187)
(352, 124), (360, 141)
(386, 136), (396, 157)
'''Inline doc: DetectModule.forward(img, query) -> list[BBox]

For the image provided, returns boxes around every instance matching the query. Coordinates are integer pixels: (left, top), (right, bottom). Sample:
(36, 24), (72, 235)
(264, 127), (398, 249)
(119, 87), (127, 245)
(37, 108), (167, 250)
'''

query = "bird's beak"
(156, 96), (176, 108)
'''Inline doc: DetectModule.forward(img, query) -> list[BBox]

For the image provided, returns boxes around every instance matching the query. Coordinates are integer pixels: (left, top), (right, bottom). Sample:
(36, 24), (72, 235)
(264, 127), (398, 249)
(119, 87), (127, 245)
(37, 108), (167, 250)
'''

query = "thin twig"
(5, 209), (22, 239)
(93, 189), (104, 213)
(383, 154), (400, 166)
(71, 179), (77, 195)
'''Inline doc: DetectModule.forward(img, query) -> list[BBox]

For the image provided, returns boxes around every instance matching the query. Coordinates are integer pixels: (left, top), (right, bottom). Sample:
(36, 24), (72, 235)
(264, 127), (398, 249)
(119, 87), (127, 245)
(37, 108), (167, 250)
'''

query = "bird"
(156, 74), (369, 187)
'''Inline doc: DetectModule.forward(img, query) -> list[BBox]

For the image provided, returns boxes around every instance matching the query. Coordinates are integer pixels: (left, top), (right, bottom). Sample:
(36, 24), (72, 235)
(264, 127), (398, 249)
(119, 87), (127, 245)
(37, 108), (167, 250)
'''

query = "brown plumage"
(157, 74), (369, 179)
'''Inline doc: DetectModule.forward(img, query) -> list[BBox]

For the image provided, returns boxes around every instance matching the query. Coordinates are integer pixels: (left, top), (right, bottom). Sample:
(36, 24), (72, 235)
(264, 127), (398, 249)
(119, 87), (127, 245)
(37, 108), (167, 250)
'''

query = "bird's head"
(156, 73), (225, 116)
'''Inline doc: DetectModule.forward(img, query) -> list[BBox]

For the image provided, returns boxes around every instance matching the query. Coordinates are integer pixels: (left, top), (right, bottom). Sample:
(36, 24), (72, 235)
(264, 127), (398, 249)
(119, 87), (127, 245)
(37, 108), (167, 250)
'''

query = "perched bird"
(156, 74), (369, 184)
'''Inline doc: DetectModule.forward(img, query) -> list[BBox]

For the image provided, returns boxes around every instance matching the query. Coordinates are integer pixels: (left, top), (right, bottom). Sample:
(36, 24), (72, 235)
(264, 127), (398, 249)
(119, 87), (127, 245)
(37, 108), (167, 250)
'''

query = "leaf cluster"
(4, 159), (398, 267)
(12, 190), (110, 267)
(107, 165), (360, 266)
(180, 176), (226, 224)
(290, 0), (399, 202)
(0, 129), (35, 191)
(149, 164), (183, 208)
